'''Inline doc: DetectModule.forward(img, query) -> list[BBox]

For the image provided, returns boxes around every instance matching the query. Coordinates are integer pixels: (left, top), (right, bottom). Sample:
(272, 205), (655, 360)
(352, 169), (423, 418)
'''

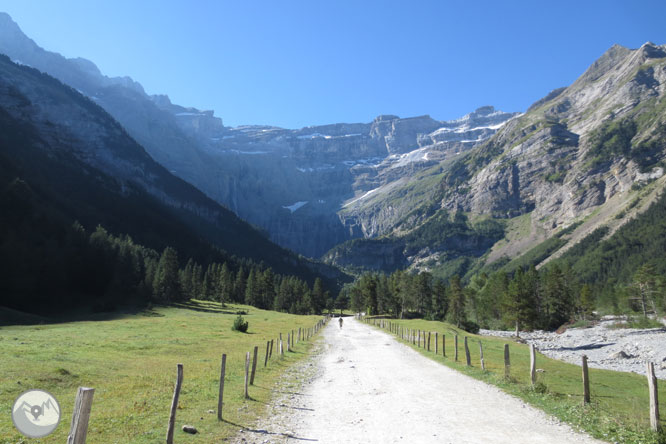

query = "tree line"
(341, 260), (665, 332)
(0, 214), (328, 315)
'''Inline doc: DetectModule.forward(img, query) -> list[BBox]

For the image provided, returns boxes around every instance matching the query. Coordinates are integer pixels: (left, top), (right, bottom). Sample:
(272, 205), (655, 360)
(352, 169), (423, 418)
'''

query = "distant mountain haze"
(0, 12), (518, 258)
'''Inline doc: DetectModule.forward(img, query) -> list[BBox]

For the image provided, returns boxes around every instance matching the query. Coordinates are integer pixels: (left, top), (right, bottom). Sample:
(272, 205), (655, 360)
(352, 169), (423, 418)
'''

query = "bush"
(460, 319), (480, 334)
(231, 315), (249, 332)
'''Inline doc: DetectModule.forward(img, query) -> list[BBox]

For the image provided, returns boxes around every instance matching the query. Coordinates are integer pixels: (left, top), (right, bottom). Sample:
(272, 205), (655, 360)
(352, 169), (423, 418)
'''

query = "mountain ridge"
(0, 12), (518, 257)
(324, 42), (666, 279)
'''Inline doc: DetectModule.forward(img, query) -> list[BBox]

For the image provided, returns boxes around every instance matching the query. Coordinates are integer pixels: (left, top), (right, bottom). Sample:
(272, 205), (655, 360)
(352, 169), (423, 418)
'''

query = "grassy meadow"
(0, 300), (323, 443)
(365, 317), (666, 444)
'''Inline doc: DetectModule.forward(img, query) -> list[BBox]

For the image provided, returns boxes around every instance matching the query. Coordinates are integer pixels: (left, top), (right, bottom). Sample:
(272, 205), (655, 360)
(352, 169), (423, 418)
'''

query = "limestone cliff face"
(445, 43), (666, 229)
(0, 12), (520, 258)
(325, 43), (666, 275)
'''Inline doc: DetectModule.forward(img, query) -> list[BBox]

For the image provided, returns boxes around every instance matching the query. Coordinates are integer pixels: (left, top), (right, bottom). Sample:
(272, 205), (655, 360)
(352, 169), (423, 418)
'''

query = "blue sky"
(1, 1), (665, 128)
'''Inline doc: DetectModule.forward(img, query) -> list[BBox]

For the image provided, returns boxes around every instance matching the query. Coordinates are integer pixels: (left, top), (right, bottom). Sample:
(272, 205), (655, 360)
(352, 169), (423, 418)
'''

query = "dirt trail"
(235, 318), (604, 444)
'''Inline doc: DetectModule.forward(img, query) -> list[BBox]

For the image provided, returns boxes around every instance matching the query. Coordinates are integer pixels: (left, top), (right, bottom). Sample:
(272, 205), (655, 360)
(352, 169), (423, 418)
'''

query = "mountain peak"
(638, 41), (666, 59)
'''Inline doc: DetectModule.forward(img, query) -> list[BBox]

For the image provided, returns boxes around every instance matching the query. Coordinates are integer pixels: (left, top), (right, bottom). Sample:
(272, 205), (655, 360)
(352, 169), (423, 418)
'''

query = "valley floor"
(235, 318), (603, 444)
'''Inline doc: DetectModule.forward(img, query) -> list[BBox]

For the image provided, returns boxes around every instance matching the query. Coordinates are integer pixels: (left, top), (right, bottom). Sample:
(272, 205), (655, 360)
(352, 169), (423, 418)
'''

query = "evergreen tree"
(274, 278), (290, 312)
(234, 267), (247, 303)
(218, 262), (233, 305)
(414, 272), (433, 316)
(259, 268), (275, 310)
(447, 275), (466, 328)
(540, 264), (575, 329)
(179, 258), (195, 299)
(630, 263), (660, 317)
(152, 247), (182, 302)
(312, 277), (326, 314)
(432, 279), (448, 320)
(578, 284), (595, 320)
(191, 263), (203, 299)
(245, 268), (259, 307)
(359, 273), (378, 315)
(349, 286), (363, 313)
(502, 268), (538, 335)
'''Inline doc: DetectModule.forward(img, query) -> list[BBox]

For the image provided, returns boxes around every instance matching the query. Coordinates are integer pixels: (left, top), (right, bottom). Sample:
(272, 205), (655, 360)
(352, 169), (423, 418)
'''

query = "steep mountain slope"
(0, 54), (338, 285)
(0, 13), (518, 257)
(326, 43), (666, 278)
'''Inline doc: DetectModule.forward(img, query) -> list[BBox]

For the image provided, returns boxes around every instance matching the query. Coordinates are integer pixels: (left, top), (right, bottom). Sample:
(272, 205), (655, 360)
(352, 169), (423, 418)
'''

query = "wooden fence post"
(581, 355), (590, 404)
(504, 344), (510, 379)
(418, 330), (421, 347)
(250, 346), (259, 385)
(647, 361), (660, 431)
(530, 344), (537, 385)
(454, 335), (458, 361)
(166, 364), (183, 444)
(479, 341), (485, 370)
(287, 333), (291, 352)
(244, 352), (250, 399)
(264, 341), (270, 367)
(464, 337), (471, 366)
(442, 334), (446, 357)
(217, 355), (226, 421)
(269, 339), (274, 358)
(435, 332), (439, 355)
(427, 332), (431, 352)
(67, 387), (95, 444)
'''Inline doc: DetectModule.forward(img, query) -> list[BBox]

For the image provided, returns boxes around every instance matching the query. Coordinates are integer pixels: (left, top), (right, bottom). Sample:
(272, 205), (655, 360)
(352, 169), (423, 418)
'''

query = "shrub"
(460, 319), (480, 334)
(231, 314), (249, 333)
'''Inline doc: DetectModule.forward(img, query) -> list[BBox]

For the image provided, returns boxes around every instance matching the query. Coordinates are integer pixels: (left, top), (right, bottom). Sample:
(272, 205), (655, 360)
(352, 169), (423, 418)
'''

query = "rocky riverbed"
(480, 316), (666, 379)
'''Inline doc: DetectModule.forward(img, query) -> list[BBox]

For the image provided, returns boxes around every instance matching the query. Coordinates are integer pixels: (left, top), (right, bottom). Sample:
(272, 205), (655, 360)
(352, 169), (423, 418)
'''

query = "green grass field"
(365, 317), (666, 444)
(0, 300), (324, 443)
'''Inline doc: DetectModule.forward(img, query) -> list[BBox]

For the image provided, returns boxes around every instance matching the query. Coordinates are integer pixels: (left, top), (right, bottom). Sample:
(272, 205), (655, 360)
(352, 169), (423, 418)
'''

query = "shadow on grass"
(222, 419), (318, 441)
(170, 300), (238, 314)
(0, 303), (158, 326)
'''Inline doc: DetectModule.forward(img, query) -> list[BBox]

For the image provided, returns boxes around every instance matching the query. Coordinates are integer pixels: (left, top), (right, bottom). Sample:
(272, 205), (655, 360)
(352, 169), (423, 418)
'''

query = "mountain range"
(1, 11), (665, 294)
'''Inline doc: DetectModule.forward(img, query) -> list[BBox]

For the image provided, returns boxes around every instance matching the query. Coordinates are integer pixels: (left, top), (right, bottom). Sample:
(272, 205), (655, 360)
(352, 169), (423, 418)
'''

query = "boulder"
(182, 425), (198, 434)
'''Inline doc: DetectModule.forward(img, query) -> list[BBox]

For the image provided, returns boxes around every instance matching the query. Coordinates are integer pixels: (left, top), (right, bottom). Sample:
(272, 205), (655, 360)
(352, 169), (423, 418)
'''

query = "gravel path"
(480, 317), (666, 379)
(233, 318), (604, 444)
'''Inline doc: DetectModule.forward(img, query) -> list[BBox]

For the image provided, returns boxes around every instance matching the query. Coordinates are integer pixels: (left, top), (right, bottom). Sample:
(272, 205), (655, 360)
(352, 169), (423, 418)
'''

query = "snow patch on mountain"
(283, 201), (309, 213)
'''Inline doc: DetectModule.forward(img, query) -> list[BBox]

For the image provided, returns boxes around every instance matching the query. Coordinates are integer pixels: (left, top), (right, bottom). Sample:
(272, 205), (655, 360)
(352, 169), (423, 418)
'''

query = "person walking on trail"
(339, 317), (343, 329)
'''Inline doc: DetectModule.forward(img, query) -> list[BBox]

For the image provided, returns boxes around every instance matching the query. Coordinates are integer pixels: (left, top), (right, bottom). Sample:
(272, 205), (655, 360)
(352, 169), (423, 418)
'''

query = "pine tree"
(192, 263), (204, 299)
(578, 284), (595, 320)
(152, 247), (181, 302)
(274, 277), (290, 312)
(447, 275), (466, 328)
(432, 279), (448, 320)
(245, 268), (259, 307)
(414, 272), (433, 316)
(630, 263), (660, 317)
(218, 262), (233, 305)
(180, 258), (195, 299)
(260, 268), (275, 310)
(312, 277), (325, 314)
(502, 268), (537, 335)
(234, 267), (246, 303)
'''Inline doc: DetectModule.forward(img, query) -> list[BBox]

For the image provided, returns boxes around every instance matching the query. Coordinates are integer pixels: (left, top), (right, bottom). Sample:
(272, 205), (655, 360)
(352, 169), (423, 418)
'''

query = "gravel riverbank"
(480, 316), (666, 379)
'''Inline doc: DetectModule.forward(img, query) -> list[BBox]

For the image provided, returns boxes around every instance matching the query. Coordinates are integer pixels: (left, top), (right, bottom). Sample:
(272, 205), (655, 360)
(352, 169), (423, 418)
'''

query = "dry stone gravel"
(481, 316), (666, 379)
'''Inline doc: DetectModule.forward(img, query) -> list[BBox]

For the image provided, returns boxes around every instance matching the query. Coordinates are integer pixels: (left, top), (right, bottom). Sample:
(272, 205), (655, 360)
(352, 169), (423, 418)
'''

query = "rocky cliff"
(325, 43), (666, 278)
(0, 12), (517, 258)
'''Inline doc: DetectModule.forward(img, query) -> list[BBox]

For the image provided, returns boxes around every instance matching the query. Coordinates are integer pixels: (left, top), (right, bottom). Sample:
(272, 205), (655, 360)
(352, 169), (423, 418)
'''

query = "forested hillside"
(0, 55), (342, 315)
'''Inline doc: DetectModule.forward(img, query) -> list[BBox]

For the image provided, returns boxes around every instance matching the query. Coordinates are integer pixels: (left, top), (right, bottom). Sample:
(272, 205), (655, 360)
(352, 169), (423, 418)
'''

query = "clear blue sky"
(1, 0), (665, 128)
